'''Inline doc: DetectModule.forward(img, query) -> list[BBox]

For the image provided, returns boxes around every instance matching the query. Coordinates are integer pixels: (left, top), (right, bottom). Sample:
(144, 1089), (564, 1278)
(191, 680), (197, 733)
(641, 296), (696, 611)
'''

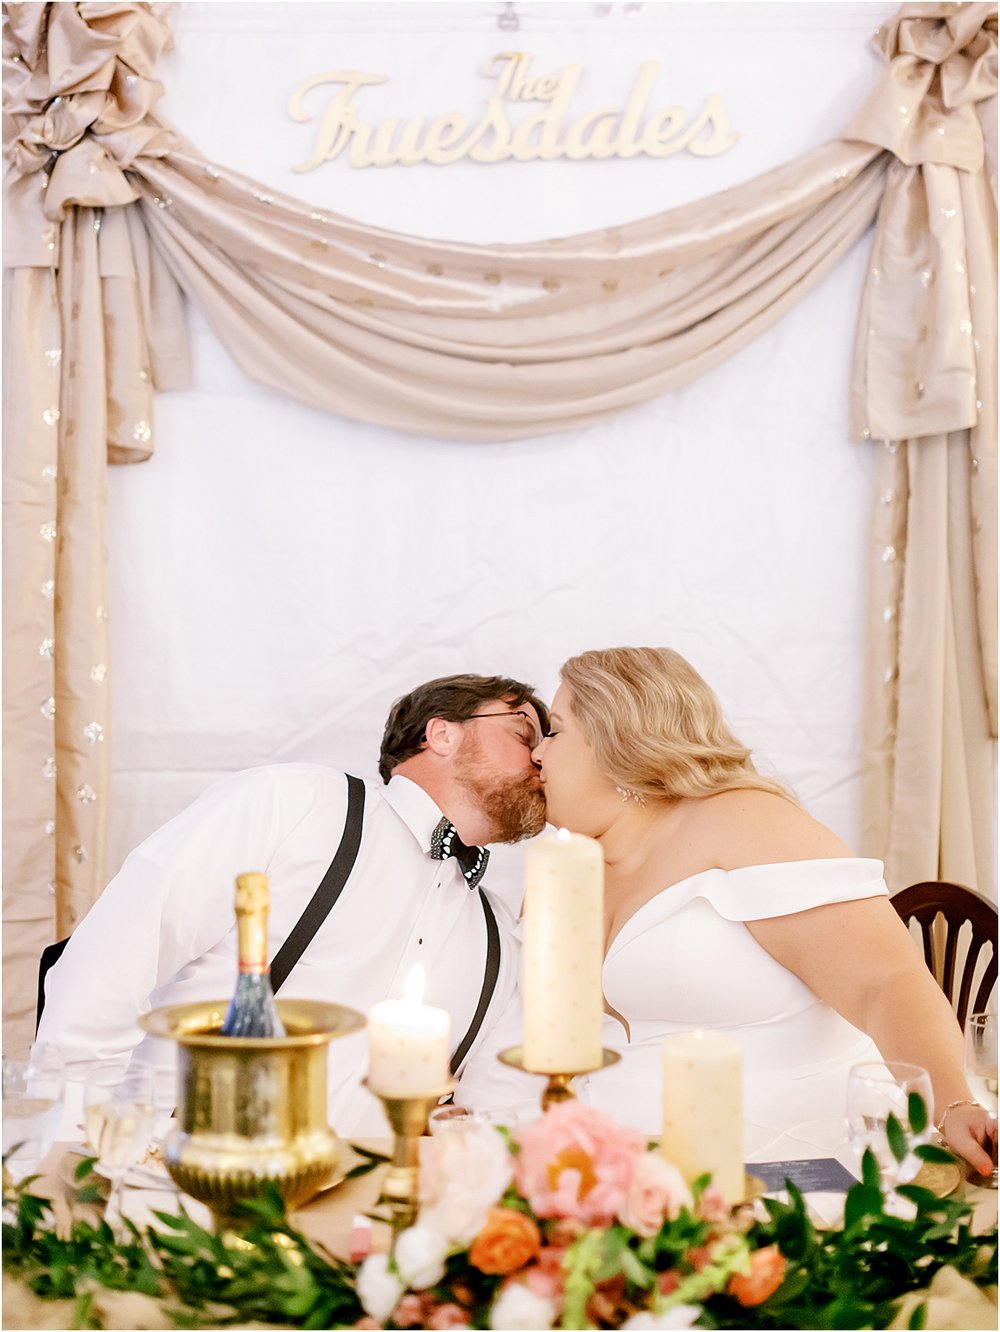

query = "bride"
(528, 645), (995, 1175)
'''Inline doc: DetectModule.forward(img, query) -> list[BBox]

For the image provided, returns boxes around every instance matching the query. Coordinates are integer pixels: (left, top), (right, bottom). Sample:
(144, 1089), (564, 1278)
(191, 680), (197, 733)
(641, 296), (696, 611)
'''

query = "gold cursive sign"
(289, 53), (738, 170)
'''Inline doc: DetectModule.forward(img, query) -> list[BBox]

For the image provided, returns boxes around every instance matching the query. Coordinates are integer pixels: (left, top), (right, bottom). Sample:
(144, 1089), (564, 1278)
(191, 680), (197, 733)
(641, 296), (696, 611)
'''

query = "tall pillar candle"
(661, 1031), (744, 1201)
(522, 829), (603, 1072)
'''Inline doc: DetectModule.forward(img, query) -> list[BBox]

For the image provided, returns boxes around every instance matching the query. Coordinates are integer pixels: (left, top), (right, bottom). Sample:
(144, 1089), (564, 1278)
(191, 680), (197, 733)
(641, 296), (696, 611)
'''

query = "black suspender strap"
(36, 936), (71, 1034)
(270, 774), (365, 994)
(449, 888), (501, 1076)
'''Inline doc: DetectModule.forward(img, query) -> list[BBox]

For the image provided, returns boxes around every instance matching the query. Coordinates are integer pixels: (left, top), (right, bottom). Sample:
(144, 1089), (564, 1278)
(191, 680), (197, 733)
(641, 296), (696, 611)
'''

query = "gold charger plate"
(910, 1159), (963, 1198)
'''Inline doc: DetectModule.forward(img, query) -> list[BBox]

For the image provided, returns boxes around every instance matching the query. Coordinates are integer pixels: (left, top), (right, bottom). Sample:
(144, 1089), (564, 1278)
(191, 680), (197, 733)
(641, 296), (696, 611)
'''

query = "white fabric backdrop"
(106, 1), (899, 912)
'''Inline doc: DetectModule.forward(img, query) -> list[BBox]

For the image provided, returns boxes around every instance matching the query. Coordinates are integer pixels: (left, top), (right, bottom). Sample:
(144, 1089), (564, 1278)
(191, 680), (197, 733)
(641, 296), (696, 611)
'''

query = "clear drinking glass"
(2, 1046), (66, 1181)
(846, 1060), (933, 1190)
(83, 1067), (155, 1234)
(429, 1105), (519, 1135)
(963, 1011), (998, 1188)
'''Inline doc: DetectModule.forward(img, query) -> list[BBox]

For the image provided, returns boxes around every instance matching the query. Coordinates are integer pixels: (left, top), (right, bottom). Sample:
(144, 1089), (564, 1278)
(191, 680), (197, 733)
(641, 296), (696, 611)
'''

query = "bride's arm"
(747, 895), (995, 1175)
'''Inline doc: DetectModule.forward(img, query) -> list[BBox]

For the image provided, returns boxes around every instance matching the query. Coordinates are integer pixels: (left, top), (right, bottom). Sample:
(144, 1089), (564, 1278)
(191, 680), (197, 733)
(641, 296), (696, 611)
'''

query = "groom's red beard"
(455, 740), (547, 844)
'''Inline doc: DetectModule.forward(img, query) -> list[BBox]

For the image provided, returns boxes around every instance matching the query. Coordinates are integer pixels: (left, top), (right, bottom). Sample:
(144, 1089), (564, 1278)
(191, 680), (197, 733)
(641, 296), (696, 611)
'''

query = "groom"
(37, 673), (548, 1133)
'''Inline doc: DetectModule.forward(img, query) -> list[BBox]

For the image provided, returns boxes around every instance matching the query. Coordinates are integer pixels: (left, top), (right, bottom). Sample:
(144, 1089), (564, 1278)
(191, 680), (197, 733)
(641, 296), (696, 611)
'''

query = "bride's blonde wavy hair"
(560, 647), (793, 804)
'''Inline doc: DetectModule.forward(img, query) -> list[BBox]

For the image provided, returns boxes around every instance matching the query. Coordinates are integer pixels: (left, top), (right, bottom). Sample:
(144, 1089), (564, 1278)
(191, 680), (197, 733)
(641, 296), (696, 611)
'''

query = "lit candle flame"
(403, 963), (426, 1006)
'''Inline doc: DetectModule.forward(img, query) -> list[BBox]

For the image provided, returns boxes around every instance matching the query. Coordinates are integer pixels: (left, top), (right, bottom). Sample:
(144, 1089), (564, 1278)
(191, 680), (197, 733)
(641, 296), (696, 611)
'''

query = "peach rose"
(727, 1244), (786, 1307)
(618, 1152), (693, 1237)
(470, 1207), (542, 1275)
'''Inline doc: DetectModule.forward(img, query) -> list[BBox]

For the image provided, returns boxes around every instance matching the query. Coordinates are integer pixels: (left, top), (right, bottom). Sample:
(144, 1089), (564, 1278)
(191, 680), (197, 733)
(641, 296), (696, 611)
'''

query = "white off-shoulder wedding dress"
(575, 858), (890, 1138)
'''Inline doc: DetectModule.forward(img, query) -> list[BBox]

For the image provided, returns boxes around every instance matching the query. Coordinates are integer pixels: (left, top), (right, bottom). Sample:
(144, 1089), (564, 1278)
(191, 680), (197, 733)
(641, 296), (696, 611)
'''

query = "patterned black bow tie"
(430, 816), (489, 890)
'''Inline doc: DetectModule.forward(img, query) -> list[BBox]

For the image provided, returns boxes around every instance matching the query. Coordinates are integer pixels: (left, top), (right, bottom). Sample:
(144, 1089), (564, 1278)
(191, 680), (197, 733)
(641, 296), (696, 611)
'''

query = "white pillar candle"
(661, 1030), (744, 1202)
(367, 966), (451, 1096)
(522, 828), (604, 1073)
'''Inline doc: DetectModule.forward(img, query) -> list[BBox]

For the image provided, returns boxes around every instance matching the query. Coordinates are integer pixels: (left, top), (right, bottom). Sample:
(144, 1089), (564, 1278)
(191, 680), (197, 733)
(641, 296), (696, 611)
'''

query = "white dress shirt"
(37, 766), (518, 1135)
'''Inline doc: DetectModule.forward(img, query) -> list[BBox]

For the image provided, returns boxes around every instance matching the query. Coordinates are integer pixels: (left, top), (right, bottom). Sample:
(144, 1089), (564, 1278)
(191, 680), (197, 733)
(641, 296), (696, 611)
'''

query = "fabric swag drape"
(2, 1), (996, 1054)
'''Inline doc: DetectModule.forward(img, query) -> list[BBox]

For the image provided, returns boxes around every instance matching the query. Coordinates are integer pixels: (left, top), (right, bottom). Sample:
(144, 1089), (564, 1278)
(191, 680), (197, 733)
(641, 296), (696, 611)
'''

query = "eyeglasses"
(465, 711), (543, 750)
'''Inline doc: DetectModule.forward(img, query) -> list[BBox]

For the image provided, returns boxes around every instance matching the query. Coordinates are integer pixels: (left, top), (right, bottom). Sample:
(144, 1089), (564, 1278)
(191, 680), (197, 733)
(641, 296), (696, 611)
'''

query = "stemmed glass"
(83, 1067), (155, 1234)
(846, 1061), (933, 1193)
(2, 1046), (66, 1182)
(963, 1011), (998, 1189)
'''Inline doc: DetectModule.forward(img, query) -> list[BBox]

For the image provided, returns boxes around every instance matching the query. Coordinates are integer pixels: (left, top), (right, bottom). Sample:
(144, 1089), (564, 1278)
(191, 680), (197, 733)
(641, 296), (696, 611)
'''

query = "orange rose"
(469, 1208), (541, 1275)
(727, 1245), (787, 1307)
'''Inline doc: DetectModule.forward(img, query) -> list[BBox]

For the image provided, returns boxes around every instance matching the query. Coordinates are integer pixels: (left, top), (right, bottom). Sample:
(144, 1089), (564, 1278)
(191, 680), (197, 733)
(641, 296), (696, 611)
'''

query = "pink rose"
(699, 1185), (730, 1223)
(618, 1152), (693, 1237)
(513, 1102), (645, 1226)
(427, 1302), (472, 1329)
(393, 1294), (428, 1328)
(523, 1247), (569, 1303)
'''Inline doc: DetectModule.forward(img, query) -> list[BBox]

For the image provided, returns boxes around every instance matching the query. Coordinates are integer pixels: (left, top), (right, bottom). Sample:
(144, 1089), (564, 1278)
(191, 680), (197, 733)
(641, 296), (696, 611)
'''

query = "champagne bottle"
(219, 873), (286, 1038)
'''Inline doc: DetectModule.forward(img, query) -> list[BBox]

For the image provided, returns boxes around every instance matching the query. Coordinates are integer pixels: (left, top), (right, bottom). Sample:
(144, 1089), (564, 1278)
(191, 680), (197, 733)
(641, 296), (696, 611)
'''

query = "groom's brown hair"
(379, 673), (548, 783)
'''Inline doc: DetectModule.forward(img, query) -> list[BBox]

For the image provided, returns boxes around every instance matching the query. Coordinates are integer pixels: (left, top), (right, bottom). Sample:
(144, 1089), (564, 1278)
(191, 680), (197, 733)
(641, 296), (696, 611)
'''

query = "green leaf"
(914, 1143), (958, 1164)
(861, 1146), (882, 1192)
(690, 1172), (712, 1202)
(595, 1226), (627, 1281)
(894, 1184), (938, 1210)
(886, 1112), (908, 1163)
(344, 1159), (382, 1180)
(72, 1291), (94, 1330)
(907, 1298), (927, 1328)
(560, 1230), (603, 1330)
(620, 1244), (654, 1289)
(908, 1091), (928, 1135)
(73, 1186), (105, 1206)
(73, 1157), (97, 1181)
(346, 1144), (391, 1163)
(844, 1182), (884, 1228)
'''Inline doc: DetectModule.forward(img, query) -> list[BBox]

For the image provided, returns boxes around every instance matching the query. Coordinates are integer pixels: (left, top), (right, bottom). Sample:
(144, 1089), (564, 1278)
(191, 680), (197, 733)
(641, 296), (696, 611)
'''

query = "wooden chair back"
(891, 881), (997, 1027)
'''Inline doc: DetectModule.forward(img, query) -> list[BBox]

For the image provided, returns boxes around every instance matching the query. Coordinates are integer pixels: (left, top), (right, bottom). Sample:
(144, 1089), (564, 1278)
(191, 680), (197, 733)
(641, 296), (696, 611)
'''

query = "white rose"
(356, 1253), (404, 1324)
(621, 1307), (702, 1330)
(489, 1282), (557, 1330)
(393, 1222), (449, 1290)
(419, 1124), (513, 1244)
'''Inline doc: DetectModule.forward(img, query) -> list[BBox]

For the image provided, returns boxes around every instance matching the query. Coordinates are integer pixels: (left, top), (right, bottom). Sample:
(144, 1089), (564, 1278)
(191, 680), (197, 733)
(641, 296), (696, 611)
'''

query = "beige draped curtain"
(2, 1), (996, 1054)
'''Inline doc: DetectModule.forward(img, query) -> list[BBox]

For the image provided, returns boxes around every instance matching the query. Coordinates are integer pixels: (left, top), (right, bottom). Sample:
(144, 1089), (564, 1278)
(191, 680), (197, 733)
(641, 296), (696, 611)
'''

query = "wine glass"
(963, 1011), (998, 1188)
(846, 1061), (933, 1192)
(2, 1046), (65, 1182)
(83, 1067), (155, 1234)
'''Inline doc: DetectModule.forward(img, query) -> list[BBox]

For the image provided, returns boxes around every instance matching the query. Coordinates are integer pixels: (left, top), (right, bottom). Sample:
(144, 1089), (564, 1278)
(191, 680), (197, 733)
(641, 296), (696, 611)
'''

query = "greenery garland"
(3, 1126), (997, 1331)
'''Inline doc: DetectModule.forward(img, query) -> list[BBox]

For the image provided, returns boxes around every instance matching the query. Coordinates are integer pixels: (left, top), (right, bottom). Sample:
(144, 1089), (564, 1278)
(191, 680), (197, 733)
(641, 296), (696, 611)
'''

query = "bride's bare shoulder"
(691, 788), (855, 868)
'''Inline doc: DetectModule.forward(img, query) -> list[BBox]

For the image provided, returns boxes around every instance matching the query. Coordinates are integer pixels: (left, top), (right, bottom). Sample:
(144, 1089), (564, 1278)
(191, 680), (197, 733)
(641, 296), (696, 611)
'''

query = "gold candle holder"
(364, 1079), (453, 1238)
(498, 1046), (621, 1113)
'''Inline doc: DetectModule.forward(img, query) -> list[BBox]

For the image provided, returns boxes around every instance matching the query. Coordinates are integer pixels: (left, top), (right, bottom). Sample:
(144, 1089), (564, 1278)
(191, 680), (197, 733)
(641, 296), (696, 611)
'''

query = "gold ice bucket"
(141, 998), (365, 1217)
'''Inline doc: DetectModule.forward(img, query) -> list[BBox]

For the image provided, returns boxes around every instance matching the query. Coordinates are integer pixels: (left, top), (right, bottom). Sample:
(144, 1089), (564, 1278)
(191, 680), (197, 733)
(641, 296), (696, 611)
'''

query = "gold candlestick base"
(497, 1046), (621, 1113)
(363, 1079), (453, 1239)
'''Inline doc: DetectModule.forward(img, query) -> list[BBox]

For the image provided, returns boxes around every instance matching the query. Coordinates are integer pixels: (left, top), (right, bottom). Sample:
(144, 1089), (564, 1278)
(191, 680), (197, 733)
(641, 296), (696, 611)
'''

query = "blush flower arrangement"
(356, 1103), (783, 1330)
(353, 1099), (998, 1332)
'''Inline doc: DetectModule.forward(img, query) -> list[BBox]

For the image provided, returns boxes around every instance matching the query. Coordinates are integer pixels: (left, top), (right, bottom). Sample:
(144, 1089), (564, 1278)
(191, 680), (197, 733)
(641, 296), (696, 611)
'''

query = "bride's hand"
(940, 1102), (997, 1176)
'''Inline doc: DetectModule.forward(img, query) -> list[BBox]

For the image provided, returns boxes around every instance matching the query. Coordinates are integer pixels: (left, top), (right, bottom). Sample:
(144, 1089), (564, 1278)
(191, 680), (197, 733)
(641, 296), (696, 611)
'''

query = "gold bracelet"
(935, 1098), (982, 1134)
